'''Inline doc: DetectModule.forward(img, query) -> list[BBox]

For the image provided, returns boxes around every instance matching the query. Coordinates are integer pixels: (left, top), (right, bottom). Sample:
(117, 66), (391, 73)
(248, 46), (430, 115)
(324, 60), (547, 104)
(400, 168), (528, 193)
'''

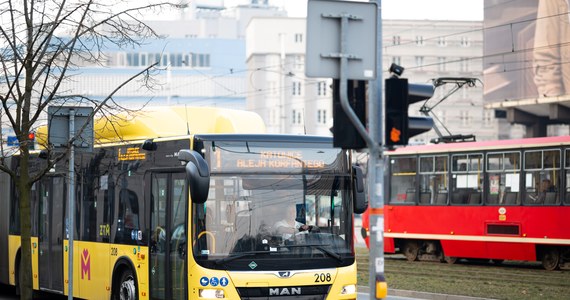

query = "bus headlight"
(199, 289), (224, 298)
(341, 284), (356, 294)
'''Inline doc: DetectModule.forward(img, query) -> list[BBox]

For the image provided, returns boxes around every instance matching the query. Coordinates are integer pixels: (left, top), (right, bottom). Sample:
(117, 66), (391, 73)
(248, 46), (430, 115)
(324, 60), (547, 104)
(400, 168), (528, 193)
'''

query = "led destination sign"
(207, 142), (345, 174)
(235, 151), (326, 169)
(118, 147), (146, 161)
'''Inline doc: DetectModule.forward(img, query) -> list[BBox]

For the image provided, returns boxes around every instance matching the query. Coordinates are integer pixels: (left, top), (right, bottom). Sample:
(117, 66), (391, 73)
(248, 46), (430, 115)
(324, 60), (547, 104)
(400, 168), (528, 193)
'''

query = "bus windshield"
(192, 173), (354, 270)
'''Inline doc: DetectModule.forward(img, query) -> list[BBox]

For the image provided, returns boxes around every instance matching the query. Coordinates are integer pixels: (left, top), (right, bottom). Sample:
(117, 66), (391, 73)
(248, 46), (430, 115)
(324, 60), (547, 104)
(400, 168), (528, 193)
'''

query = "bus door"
(38, 176), (65, 292)
(148, 171), (187, 300)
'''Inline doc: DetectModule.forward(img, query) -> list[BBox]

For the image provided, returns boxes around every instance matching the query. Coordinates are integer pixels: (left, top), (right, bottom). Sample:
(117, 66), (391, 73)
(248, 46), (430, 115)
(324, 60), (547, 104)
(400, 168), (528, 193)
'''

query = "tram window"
(487, 154), (501, 171)
(390, 157), (417, 204)
(523, 149), (560, 205)
(504, 152), (521, 170)
(419, 155), (448, 205)
(435, 156), (447, 172)
(565, 149), (570, 205)
(420, 157), (433, 173)
(451, 154), (483, 205)
(486, 151), (521, 205)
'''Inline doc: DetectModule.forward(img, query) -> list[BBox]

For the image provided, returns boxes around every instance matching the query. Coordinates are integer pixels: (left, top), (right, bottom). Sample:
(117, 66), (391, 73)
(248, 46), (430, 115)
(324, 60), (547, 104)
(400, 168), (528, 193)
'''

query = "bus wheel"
(402, 241), (419, 261)
(542, 248), (560, 271)
(115, 269), (138, 300)
(15, 257), (21, 296)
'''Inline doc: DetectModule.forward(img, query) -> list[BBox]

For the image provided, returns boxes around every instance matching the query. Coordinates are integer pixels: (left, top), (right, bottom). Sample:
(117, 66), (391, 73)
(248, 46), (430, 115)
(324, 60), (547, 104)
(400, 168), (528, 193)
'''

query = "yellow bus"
(0, 106), (366, 299)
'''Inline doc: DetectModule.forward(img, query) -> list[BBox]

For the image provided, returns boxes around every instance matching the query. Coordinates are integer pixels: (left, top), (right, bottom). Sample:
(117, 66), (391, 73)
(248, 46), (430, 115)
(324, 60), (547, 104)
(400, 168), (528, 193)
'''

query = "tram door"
(38, 176), (64, 292)
(149, 172), (187, 300)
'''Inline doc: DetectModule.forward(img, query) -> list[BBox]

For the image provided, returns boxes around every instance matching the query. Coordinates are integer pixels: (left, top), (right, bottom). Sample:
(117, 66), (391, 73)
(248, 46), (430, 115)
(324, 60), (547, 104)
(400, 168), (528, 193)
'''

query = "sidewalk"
(358, 286), (496, 300)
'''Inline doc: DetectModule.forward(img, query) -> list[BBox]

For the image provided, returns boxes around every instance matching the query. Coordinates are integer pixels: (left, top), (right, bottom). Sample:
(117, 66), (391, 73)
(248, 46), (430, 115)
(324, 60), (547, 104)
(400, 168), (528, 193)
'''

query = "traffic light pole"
(305, 1), (385, 297)
(334, 2), (386, 299)
(367, 1), (386, 299)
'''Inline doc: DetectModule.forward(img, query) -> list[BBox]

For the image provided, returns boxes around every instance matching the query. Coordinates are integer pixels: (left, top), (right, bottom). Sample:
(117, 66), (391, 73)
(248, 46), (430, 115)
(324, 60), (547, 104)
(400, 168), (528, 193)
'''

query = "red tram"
(362, 136), (570, 270)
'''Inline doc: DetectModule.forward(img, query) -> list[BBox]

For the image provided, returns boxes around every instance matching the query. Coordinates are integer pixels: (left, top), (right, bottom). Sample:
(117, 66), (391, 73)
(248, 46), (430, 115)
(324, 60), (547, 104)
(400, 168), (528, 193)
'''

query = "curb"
(357, 286), (495, 300)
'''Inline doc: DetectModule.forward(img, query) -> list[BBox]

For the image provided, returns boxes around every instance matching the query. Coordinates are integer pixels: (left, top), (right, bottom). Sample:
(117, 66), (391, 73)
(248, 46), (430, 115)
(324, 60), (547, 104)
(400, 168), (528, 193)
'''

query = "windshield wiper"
(283, 244), (343, 262)
(214, 250), (272, 265)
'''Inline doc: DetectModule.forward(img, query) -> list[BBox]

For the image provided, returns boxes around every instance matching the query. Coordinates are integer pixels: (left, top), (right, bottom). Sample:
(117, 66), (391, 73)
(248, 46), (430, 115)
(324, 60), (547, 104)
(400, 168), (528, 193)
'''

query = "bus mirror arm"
(352, 165), (367, 214)
(179, 150), (210, 204)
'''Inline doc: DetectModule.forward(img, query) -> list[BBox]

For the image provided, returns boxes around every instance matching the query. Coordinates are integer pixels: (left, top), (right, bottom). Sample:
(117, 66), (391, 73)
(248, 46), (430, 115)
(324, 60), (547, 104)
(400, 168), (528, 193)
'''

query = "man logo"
(278, 271), (291, 278)
(269, 287), (301, 296)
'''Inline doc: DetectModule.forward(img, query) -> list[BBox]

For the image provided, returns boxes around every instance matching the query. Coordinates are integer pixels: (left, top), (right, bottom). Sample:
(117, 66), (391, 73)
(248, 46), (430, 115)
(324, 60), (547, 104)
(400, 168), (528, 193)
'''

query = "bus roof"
(389, 135), (570, 155)
(37, 106), (266, 145)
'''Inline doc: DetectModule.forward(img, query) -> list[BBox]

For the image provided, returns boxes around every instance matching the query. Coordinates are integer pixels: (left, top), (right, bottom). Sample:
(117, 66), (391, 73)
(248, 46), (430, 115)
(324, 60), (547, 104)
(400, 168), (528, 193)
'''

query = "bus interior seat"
(504, 192), (518, 204)
(544, 192), (557, 204)
(487, 194), (499, 204)
(436, 192), (447, 204)
(451, 192), (463, 204)
(468, 193), (481, 204)
(419, 193), (431, 204)
(406, 189), (417, 203)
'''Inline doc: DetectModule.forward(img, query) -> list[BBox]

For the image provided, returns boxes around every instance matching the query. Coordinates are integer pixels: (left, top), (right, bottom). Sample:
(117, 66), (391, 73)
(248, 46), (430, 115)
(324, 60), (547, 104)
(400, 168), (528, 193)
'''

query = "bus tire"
(541, 248), (560, 271)
(114, 268), (138, 300)
(15, 255), (21, 296)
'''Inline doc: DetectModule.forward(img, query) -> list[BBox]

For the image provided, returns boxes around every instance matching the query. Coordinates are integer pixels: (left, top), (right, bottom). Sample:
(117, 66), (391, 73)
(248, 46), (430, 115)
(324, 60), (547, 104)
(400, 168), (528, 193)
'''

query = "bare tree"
(0, 0), (180, 298)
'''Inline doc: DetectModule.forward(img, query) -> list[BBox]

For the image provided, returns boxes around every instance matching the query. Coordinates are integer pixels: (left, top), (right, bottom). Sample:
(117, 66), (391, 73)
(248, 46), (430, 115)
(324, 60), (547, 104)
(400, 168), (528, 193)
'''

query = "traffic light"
(28, 132), (35, 150)
(385, 77), (434, 146)
(332, 79), (366, 149)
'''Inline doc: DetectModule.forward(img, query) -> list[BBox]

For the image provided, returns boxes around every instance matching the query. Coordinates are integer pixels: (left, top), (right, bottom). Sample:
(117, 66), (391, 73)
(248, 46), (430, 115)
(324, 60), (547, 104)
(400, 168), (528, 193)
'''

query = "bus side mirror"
(352, 165), (367, 214)
(179, 150), (210, 204)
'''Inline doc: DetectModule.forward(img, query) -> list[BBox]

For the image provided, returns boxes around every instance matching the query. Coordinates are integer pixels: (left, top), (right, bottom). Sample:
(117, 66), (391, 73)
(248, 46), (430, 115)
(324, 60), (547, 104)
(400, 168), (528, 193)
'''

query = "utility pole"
(367, 0), (387, 298)
(306, 0), (386, 298)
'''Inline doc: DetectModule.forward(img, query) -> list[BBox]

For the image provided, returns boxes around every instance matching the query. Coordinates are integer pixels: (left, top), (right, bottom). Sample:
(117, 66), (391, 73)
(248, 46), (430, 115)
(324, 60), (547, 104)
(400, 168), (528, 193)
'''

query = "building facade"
(59, 1), (287, 110)
(246, 17), (501, 142)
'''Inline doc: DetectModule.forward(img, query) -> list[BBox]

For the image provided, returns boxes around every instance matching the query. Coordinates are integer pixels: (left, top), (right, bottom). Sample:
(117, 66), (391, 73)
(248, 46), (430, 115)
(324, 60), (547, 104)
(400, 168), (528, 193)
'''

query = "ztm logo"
(81, 248), (91, 280)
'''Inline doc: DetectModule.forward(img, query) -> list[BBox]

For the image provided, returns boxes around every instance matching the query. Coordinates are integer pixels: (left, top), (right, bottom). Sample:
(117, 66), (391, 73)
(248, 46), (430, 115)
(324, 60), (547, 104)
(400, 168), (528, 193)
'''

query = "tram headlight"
(340, 284), (356, 294)
(199, 288), (224, 298)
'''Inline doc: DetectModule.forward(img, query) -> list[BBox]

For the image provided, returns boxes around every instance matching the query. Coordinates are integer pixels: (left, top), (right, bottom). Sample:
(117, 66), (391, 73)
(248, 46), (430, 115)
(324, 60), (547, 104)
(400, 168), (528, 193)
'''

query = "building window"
(294, 55), (304, 70)
(460, 36), (470, 47)
(189, 53), (210, 68)
(415, 56), (424, 69)
(438, 57), (446, 72)
(460, 58), (469, 72)
(317, 109), (327, 124)
(292, 109), (302, 124)
(415, 36), (424, 46)
(317, 81), (327, 96)
(292, 81), (302, 96)
(483, 110), (493, 127)
(122, 52), (209, 68)
(126, 53), (139, 66)
(392, 56), (401, 65)
(437, 37), (447, 47)
(460, 111), (471, 126)
(392, 35), (400, 45)
(294, 33), (303, 43)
